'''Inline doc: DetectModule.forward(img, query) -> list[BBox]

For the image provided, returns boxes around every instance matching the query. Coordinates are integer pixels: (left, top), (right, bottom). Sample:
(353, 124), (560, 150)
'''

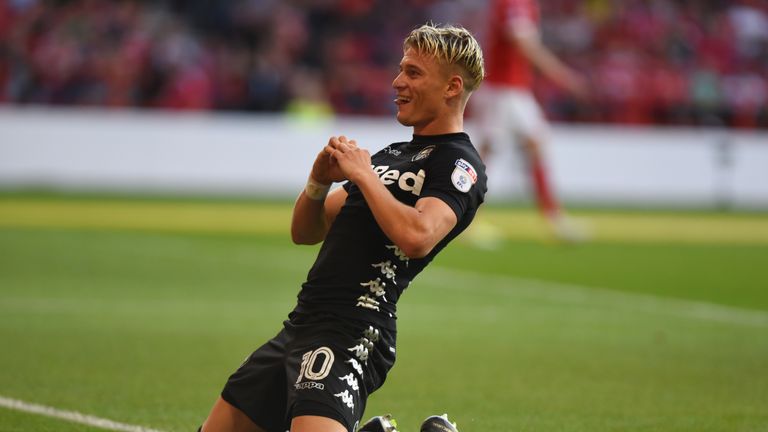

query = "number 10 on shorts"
(296, 347), (335, 384)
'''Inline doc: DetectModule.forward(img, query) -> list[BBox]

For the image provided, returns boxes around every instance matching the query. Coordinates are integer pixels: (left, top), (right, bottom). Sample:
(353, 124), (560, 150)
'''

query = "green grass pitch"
(1, 194), (767, 431)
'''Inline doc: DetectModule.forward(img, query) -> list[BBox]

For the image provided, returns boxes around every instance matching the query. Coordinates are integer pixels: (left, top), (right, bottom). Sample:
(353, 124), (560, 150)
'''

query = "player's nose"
(392, 73), (405, 90)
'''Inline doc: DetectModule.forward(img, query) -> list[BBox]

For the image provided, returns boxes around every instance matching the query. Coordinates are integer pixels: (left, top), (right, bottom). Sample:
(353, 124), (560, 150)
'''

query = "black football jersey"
(293, 132), (487, 329)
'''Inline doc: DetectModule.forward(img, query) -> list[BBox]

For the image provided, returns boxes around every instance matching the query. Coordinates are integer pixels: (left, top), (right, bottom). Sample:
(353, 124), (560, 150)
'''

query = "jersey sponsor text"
(372, 165), (426, 196)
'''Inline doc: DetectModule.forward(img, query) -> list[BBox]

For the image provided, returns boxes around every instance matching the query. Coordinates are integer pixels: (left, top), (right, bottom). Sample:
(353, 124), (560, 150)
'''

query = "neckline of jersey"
(411, 132), (469, 145)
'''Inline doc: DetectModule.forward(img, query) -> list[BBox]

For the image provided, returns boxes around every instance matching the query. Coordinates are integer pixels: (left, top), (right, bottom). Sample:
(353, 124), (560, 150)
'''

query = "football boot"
(420, 414), (458, 432)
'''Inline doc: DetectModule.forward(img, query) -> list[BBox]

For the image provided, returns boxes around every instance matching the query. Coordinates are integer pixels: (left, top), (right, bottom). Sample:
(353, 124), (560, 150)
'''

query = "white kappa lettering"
(348, 343), (369, 361)
(339, 373), (360, 391)
(386, 244), (410, 265)
(360, 278), (387, 301)
(334, 390), (355, 411)
(356, 294), (381, 311)
(346, 358), (364, 376)
(372, 260), (397, 281)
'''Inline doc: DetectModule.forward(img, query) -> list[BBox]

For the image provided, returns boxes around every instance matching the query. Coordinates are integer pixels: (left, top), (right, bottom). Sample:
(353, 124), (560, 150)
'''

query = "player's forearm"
(517, 37), (580, 91)
(290, 191), (329, 245)
(354, 172), (436, 258)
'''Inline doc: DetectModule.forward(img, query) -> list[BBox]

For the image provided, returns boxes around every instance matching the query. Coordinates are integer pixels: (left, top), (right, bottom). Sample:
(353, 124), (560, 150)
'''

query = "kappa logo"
(334, 390), (355, 411)
(294, 381), (325, 390)
(451, 158), (477, 193)
(346, 358), (364, 376)
(348, 342), (370, 362)
(372, 165), (426, 196)
(386, 244), (409, 266)
(412, 145), (436, 161)
(356, 294), (380, 311)
(339, 373), (360, 391)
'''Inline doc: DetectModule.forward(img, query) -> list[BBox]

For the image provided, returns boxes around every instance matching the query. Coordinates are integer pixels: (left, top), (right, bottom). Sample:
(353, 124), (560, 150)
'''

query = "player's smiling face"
(392, 47), (451, 134)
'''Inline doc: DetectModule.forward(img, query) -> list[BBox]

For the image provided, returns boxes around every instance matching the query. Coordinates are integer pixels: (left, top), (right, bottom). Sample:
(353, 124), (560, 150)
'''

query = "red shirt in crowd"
(485, 0), (540, 89)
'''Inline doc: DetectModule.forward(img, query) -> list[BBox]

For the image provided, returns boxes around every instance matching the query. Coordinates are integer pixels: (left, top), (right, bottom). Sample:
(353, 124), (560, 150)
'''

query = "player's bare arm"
(509, 27), (589, 99)
(291, 187), (347, 245)
(290, 137), (350, 245)
(327, 136), (457, 258)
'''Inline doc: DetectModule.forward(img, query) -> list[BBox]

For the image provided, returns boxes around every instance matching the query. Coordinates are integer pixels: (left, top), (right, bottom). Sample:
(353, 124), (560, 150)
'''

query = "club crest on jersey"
(451, 158), (477, 193)
(412, 145), (436, 161)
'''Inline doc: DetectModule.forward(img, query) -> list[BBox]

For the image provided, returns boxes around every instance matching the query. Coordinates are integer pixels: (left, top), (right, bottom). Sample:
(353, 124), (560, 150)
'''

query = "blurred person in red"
(471, 0), (590, 242)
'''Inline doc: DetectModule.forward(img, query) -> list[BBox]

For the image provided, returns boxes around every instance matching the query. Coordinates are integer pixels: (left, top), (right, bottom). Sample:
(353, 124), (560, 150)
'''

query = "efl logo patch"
(451, 158), (477, 193)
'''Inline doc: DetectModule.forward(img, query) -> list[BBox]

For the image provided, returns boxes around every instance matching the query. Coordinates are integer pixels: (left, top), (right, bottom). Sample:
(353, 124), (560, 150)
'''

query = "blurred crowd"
(1, 0), (766, 128)
(538, 0), (768, 128)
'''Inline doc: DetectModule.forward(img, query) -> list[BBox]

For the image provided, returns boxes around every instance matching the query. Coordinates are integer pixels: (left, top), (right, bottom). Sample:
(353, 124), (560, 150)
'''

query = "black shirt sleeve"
(419, 145), (486, 221)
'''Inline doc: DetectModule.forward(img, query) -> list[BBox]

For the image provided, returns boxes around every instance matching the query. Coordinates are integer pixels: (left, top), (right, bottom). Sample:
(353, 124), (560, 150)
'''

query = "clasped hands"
(311, 135), (373, 185)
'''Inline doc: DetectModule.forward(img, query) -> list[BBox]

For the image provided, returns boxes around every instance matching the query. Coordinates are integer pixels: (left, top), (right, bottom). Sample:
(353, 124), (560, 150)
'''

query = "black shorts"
(221, 312), (397, 432)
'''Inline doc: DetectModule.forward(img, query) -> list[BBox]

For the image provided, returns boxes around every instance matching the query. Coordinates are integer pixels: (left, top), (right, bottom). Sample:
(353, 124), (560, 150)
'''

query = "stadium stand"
(0, 0), (766, 128)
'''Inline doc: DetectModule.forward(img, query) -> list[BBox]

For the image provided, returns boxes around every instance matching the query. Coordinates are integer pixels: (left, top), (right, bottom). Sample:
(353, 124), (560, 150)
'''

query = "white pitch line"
(0, 396), (167, 432)
(427, 266), (768, 327)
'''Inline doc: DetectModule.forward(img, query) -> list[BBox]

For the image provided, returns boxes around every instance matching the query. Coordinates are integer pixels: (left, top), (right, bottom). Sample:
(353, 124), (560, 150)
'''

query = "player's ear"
(445, 74), (464, 99)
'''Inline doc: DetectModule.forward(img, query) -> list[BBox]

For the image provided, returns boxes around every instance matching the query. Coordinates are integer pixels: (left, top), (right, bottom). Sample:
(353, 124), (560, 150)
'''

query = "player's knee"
(291, 415), (348, 432)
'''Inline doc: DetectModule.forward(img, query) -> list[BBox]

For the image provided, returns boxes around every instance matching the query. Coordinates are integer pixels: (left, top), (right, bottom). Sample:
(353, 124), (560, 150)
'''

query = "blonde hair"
(403, 23), (485, 92)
